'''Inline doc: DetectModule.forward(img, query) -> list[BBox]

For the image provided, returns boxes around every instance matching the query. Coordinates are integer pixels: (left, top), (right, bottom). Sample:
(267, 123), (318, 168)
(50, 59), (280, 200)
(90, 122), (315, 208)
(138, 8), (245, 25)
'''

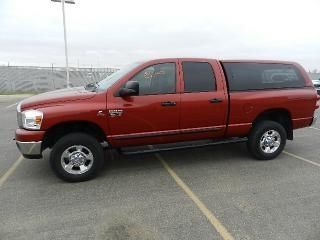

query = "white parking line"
(5, 102), (18, 109)
(155, 153), (234, 240)
(0, 155), (23, 189)
(0, 143), (37, 188)
(309, 126), (320, 131)
(283, 151), (320, 168)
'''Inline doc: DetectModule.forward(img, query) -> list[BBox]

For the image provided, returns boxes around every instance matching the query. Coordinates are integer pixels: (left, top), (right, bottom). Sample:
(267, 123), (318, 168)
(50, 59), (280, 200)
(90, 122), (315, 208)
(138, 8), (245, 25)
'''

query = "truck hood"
(20, 87), (96, 110)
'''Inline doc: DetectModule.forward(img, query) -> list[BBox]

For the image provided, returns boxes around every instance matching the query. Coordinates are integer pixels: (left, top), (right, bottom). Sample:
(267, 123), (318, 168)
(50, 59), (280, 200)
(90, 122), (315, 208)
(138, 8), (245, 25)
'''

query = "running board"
(120, 138), (247, 155)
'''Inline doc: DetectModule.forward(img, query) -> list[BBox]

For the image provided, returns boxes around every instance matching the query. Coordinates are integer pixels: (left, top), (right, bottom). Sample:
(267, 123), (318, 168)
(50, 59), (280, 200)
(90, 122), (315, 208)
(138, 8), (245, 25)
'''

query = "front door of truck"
(179, 59), (228, 140)
(107, 60), (180, 147)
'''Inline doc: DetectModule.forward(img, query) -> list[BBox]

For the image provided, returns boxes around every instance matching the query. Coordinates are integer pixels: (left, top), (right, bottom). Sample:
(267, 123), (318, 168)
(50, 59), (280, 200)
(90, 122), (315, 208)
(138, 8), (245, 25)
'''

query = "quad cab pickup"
(15, 58), (319, 182)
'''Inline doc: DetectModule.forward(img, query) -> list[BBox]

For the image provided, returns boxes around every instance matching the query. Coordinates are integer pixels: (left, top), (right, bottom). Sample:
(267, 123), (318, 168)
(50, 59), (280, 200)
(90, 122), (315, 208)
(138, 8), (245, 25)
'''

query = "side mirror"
(119, 81), (139, 97)
(85, 82), (96, 91)
(86, 83), (95, 88)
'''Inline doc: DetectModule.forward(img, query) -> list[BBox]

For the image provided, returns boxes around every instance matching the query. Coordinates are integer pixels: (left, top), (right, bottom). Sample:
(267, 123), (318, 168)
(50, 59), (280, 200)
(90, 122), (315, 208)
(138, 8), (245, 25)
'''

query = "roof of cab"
(144, 58), (298, 65)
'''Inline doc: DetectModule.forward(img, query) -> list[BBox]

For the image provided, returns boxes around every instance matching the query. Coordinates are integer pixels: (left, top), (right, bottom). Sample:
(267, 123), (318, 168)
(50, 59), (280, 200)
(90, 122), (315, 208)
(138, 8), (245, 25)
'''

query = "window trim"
(115, 62), (177, 97)
(182, 61), (217, 93)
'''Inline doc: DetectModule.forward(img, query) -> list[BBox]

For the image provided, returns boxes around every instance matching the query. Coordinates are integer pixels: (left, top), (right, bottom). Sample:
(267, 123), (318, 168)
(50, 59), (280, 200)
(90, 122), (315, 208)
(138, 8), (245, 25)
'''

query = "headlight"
(21, 110), (43, 130)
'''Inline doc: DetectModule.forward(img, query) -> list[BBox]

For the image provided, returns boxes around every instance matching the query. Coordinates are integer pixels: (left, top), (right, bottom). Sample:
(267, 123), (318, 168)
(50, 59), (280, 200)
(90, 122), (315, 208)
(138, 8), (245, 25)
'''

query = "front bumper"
(15, 128), (45, 159)
(16, 141), (42, 159)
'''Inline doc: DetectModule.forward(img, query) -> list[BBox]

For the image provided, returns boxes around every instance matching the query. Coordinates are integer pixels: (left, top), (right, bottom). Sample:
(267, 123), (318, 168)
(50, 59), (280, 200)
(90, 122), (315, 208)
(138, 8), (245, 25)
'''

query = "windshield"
(96, 62), (141, 91)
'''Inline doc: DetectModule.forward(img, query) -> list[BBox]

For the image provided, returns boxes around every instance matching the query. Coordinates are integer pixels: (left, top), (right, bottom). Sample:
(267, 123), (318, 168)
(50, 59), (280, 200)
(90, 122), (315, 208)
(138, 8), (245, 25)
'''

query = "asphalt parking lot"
(0, 95), (320, 240)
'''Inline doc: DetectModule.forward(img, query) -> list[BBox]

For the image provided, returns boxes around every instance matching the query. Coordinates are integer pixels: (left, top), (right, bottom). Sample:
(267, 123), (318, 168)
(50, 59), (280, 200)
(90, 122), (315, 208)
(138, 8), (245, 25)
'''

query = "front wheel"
(247, 120), (287, 160)
(50, 133), (104, 182)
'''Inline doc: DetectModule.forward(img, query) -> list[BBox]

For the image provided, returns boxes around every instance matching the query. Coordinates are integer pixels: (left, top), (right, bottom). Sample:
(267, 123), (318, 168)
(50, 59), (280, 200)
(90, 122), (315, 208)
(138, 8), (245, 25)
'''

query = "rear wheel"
(247, 120), (287, 160)
(50, 133), (104, 182)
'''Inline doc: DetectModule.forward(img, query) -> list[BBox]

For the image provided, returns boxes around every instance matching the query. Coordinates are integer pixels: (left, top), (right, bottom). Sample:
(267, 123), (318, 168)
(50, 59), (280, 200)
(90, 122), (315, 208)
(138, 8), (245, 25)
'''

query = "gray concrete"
(0, 98), (320, 240)
(0, 97), (25, 177)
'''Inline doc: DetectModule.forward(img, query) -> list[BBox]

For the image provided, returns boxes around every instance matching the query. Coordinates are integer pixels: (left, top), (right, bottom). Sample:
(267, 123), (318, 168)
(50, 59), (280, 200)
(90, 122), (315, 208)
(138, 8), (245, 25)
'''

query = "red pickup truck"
(15, 58), (319, 182)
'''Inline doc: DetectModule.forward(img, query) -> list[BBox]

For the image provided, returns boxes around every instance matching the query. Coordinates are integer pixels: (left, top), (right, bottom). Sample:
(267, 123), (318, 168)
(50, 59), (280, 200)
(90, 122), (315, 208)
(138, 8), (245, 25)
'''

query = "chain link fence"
(0, 66), (118, 94)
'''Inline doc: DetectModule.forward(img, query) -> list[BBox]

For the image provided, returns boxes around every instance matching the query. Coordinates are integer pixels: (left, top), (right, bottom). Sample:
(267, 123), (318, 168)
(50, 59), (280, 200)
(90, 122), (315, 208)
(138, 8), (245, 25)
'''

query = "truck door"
(107, 60), (181, 147)
(179, 59), (228, 140)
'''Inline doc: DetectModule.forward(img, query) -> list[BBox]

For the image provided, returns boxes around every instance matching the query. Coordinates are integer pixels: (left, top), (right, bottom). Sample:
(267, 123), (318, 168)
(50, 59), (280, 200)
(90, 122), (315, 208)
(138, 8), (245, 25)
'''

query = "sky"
(0, 0), (320, 70)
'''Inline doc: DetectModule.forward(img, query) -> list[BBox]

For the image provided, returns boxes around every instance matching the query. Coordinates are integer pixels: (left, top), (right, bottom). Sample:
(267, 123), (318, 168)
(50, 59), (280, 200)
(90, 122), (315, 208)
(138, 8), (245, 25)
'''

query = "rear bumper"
(16, 141), (42, 159)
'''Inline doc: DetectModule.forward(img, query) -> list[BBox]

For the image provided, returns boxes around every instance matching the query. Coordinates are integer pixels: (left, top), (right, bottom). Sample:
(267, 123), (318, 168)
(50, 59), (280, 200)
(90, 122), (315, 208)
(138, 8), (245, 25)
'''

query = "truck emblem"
(109, 109), (123, 117)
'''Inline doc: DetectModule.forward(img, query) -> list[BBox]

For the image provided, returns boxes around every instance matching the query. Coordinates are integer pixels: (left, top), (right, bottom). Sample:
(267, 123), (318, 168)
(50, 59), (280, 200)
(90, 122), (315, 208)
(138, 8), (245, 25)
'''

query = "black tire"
(247, 120), (287, 160)
(50, 133), (104, 182)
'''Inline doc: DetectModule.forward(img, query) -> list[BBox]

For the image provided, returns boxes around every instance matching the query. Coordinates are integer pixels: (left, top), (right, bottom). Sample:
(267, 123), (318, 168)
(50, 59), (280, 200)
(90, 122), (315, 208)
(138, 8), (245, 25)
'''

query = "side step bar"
(120, 137), (247, 155)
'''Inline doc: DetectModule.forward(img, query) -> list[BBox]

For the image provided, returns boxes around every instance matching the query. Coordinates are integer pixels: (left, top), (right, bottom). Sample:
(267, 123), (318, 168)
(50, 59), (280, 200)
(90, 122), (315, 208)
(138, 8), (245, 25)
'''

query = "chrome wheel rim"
(61, 145), (94, 175)
(259, 130), (281, 154)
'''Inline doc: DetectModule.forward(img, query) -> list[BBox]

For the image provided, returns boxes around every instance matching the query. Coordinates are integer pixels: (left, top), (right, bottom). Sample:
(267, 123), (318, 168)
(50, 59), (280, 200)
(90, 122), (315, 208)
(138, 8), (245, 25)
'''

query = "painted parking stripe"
(5, 102), (18, 109)
(0, 144), (37, 188)
(155, 153), (234, 240)
(283, 151), (320, 168)
(309, 126), (320, 131)
(0, 155), (23, 188)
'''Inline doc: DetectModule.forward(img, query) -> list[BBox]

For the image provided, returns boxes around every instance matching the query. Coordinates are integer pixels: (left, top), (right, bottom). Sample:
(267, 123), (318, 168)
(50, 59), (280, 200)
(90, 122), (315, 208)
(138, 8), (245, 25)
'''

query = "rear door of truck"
(178, 59), (229, 140)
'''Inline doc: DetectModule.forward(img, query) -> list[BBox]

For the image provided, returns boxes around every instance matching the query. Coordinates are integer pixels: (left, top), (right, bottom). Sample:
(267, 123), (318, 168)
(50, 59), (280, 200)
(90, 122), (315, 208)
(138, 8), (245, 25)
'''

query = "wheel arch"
(252, 108), (293, 140)
(42, 120), (108, 151)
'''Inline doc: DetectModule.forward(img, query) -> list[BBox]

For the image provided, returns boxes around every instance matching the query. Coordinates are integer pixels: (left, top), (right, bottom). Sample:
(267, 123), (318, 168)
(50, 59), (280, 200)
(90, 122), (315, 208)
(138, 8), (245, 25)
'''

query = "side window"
(129, 63), (176, 95)
(222, 63), (305, 91)
(182, 62), (216, 92)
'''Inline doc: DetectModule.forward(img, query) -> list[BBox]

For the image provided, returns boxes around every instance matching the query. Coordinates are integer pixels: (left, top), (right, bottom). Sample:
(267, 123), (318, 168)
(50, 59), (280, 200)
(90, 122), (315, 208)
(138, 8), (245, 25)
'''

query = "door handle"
(209, 98), (223, 103)
(161, 101), (176, 107)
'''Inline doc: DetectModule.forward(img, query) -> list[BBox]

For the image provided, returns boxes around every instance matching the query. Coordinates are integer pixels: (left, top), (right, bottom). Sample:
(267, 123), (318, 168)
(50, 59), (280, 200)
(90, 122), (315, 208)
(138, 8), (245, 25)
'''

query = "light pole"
(51, 0), (75, 88)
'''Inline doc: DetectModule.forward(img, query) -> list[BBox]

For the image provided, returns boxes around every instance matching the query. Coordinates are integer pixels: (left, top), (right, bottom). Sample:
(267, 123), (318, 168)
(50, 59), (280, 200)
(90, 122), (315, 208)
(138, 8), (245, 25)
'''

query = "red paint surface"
(15, 129), (45, 142)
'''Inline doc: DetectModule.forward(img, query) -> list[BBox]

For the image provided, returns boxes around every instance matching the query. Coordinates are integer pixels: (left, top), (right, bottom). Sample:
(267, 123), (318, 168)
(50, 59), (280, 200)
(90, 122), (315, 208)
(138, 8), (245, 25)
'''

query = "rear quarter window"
(222, 63), (305, 91)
